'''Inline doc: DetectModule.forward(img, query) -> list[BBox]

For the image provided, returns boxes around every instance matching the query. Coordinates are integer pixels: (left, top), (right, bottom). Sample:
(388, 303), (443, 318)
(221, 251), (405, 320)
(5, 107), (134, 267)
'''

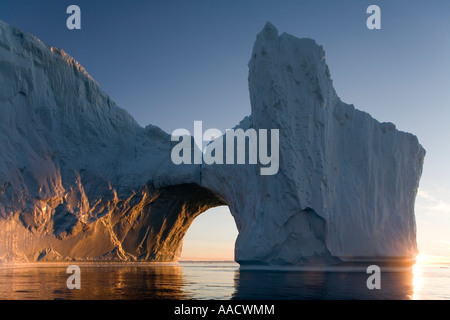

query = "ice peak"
(256, 21), (279, 43)
(263, 21), (278, 35)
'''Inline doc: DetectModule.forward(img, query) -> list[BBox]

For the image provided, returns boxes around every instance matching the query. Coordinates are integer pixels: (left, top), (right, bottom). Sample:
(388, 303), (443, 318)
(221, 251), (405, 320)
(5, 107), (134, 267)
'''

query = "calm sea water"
(0, 261), (448, 300)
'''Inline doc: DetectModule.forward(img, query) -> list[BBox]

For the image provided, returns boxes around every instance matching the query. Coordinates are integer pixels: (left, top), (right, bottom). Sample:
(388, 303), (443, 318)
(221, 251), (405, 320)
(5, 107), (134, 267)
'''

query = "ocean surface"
(0, 261), (448, 300)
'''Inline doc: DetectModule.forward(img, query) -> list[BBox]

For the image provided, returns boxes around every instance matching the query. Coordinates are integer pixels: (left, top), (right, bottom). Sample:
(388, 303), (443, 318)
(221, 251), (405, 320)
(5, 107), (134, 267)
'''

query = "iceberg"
(0, 20), (425, 266)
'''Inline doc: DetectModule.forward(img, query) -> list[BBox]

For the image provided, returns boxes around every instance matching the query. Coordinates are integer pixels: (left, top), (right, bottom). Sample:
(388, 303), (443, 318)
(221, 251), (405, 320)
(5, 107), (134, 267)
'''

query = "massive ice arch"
(0, 20), (425, 266)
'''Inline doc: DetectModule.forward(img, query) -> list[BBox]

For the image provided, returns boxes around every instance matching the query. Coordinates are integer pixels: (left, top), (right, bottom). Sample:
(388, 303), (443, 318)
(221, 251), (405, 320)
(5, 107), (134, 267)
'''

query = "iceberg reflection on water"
(0, 262), (421, 300)
(233, 268), (414, 300)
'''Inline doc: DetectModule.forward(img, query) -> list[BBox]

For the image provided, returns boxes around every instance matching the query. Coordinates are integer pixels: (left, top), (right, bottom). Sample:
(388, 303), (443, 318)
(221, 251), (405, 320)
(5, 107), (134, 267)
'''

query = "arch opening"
(180, 205), (238, 262)
(125, 183), (238, 262)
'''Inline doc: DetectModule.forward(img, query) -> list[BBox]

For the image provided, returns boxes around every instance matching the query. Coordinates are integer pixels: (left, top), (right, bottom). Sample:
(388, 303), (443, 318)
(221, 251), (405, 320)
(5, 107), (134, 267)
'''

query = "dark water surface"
(0, 261), (448, 300)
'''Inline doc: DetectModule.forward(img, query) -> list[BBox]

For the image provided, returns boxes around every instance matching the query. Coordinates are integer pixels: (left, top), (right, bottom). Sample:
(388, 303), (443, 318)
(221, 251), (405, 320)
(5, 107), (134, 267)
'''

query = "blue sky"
(1, 0), (450, 259)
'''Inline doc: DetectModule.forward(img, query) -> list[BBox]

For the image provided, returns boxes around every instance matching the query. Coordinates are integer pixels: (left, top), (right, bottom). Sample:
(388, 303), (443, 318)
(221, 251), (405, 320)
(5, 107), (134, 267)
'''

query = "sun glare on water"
(411, 254), (450, 300)
(412, 254), (425, 300)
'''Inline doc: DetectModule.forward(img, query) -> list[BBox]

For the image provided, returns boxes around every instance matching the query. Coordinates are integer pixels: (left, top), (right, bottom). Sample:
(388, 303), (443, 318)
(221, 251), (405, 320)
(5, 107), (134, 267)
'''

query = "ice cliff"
(0, 20), (425, 266)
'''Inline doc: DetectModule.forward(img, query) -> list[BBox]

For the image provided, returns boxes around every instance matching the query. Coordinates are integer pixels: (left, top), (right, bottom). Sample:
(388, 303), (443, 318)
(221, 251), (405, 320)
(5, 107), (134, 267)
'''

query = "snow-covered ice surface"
(0, 20), (425, 267)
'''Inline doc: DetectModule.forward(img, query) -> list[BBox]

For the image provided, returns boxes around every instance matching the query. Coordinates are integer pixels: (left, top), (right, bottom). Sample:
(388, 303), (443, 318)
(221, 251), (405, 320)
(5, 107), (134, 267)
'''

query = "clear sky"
(1, 0), (449, 260)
